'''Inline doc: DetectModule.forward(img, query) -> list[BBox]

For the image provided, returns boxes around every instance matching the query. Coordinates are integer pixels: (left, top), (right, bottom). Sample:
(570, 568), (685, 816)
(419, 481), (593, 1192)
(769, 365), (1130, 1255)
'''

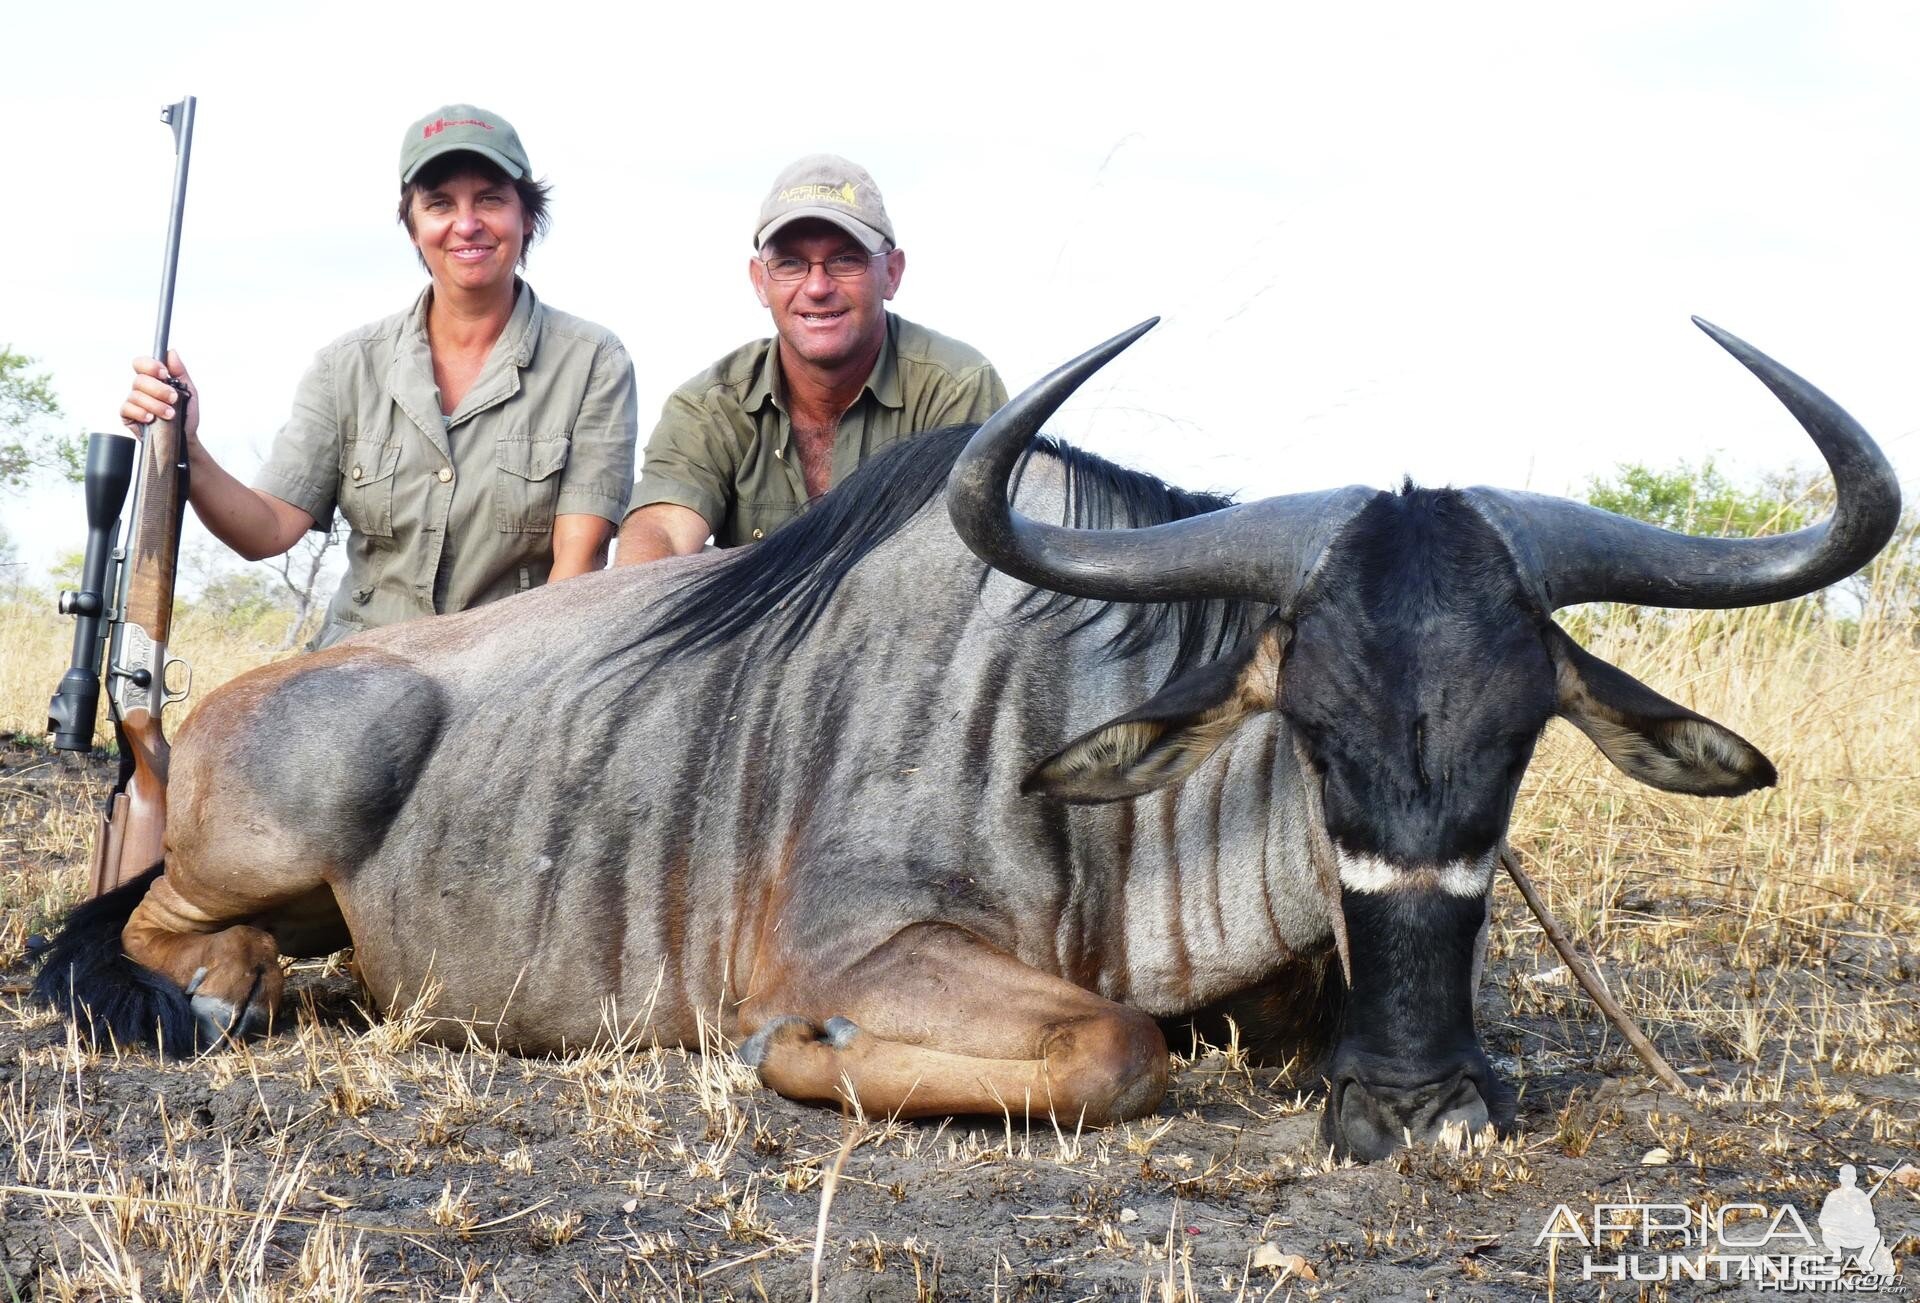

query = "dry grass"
(1506, 552), (1920, 1089)
(0, 523), (1917, 1299)
(0, 598), (299, 742)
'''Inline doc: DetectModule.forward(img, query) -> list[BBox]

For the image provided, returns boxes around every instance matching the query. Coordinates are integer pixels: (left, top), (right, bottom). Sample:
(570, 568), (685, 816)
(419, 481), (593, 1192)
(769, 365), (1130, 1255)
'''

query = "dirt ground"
(2, 731), (1916, 1302)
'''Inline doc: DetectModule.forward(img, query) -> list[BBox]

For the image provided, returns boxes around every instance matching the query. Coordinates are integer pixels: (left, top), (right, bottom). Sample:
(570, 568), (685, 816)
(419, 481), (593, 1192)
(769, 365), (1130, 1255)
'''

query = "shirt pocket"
(339, 440), (402, 539)
(495, 435), (572, 533)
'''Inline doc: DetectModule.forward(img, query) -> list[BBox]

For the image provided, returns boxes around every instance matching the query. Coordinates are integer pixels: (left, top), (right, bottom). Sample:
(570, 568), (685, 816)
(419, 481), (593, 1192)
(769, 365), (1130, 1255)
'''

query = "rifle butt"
(90, 716), (168, 897)
(88, 797), (127, 898)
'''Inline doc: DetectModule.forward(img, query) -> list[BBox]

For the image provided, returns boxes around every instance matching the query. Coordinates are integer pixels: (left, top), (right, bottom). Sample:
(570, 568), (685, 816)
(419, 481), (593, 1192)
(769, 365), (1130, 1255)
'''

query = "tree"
(1584, 459), (1814, 538)
(0, 523), (24, 600)
(267, 512), (344, 650)
(1, 347), (83, 491)
(47, 547), (85, 594)
(195, 571), (290, 626)
(1584, 460), (1920, 626)
(182, 513), (347, 649)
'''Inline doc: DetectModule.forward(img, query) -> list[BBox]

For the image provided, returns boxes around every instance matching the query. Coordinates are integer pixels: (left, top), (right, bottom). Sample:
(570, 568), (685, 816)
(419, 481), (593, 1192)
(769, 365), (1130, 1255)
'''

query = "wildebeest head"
(947, 318), (1900, 1160)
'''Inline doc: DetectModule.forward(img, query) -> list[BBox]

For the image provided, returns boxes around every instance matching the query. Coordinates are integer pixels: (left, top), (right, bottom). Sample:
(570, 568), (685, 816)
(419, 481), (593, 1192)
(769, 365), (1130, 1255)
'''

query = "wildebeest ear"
(1549, 623), (1776, 796)
(1024, 618), (1290, 804)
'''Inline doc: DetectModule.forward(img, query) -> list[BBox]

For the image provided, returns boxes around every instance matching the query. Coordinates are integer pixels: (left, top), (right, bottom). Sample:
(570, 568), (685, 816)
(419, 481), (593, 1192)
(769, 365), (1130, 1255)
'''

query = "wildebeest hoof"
(187, 965), (274, 1050)
(188, 995), (253, 1048)
(739, 1015), (817, 1068)
(822, 1016), (861, 1048)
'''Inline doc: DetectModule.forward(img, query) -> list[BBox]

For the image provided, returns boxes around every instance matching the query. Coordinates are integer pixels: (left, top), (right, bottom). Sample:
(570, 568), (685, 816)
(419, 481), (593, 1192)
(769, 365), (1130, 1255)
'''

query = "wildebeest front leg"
(121, 872), (286, 1044)
(742, 923), (1168, 1126)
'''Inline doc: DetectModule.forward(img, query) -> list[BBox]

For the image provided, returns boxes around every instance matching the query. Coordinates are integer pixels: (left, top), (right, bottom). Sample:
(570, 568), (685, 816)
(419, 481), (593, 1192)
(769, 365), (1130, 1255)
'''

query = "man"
(616, 155), (1007, 561)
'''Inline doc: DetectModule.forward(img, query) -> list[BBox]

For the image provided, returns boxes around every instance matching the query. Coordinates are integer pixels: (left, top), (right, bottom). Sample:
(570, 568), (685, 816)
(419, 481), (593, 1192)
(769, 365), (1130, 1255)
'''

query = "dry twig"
(1501, 844), (1693, 1096)
(809, 1118), (861, 1302)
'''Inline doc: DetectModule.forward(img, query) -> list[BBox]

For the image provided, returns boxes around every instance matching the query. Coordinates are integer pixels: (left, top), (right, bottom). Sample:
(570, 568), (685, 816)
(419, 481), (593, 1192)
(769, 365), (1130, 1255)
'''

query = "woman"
(121, 104), (637, 649)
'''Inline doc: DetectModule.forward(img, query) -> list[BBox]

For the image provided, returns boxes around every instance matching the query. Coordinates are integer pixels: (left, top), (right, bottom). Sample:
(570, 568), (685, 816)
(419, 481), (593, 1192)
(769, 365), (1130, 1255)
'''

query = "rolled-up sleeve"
(626, 386), (738, 530)
(554, 339), (638, 523)
(252, 347), (342, 528)
(927, 363), (1009, 428)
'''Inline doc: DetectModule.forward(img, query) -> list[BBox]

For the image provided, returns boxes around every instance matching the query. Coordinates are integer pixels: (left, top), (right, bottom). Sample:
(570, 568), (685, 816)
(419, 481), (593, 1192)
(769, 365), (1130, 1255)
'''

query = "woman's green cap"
(399, 104), (530, 183)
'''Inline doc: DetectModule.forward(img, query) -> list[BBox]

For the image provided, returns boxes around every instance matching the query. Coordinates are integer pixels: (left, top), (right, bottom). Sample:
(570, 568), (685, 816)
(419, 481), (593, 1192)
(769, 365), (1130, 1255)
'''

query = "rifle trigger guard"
(162, 656), (193, 706)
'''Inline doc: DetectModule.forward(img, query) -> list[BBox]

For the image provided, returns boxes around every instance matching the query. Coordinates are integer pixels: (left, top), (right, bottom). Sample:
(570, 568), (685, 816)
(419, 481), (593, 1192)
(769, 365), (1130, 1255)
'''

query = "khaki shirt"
(255, 282), (636, 647)
(629, 313), (1006, 547)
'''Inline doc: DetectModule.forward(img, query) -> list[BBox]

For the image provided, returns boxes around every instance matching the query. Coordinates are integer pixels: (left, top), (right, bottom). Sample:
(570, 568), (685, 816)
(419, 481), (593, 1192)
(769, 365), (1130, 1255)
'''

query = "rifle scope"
(48, 432), (137, 752)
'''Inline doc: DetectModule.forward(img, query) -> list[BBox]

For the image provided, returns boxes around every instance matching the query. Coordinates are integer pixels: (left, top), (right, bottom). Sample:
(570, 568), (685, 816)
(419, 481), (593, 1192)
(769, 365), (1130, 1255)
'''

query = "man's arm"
(616, 502), (711, 565)
(616, 383), (739, 565)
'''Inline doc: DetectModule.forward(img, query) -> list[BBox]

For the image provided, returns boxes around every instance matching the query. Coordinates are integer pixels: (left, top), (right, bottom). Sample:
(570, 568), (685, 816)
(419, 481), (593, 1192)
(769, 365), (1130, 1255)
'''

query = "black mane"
(636, 425), (1257, 676)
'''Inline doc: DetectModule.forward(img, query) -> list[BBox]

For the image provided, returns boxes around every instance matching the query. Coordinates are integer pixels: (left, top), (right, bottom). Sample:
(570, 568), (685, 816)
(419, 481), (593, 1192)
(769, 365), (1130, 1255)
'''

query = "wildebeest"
(37, 318), (1898, 1160)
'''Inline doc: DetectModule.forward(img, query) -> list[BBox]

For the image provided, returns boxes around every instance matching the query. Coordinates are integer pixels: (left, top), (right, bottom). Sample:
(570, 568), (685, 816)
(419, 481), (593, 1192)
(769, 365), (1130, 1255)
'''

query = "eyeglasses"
(760, 251), (882, 282)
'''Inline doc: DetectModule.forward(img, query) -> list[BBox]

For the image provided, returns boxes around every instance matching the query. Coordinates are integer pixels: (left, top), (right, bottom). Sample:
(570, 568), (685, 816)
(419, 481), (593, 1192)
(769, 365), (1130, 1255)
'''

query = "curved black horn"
(947, 321), (1370, 604)
(1466, 318), (1902, 611)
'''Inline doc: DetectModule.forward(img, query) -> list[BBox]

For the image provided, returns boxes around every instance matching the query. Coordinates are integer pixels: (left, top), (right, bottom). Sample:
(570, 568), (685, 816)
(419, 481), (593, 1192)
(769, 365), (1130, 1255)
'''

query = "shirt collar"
(505, 278), (542, 366)
(405, 280), (542, 430)
(744, 335), (784, 414)
(865, 312), (903, 409)
(407, 278), (542, 367)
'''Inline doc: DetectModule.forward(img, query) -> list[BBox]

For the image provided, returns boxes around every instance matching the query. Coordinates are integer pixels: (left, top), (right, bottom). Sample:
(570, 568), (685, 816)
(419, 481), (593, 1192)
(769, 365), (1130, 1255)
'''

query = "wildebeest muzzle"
(1319, 884), (1514, 1160)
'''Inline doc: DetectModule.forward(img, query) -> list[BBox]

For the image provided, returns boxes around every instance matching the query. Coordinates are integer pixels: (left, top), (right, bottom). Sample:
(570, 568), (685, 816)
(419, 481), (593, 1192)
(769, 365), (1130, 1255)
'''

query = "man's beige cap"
(754, 154), (895, 253)
(399, 104), (530, 183)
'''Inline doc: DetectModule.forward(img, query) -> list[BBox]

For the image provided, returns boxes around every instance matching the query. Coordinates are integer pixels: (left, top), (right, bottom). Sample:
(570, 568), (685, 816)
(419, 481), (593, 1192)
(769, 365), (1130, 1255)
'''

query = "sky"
(3, 1), (1917, 587)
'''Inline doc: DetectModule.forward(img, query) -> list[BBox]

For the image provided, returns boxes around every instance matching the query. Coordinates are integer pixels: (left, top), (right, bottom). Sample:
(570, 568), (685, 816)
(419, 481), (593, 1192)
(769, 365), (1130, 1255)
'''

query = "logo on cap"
(423, 117), (494, 139)
(777, 182), (859, 209)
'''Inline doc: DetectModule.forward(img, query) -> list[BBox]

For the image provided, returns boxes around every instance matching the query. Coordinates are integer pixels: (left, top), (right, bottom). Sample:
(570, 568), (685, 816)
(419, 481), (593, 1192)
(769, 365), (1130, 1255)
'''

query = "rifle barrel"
(151, 96), (196, 364)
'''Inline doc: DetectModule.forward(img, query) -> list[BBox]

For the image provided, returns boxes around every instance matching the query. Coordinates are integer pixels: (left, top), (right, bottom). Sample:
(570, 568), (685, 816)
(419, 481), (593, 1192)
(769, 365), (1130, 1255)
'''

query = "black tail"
(31, 864), (203, 1057)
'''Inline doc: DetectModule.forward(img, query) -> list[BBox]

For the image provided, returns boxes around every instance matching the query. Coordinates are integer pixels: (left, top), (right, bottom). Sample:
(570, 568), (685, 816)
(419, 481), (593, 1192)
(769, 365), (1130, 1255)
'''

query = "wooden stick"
(1499, 844), (1693, 1097)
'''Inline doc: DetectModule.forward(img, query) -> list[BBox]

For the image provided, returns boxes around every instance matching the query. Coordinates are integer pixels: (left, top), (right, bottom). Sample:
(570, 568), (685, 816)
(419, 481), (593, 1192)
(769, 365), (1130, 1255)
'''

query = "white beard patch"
(1336, 847), (1496, 898)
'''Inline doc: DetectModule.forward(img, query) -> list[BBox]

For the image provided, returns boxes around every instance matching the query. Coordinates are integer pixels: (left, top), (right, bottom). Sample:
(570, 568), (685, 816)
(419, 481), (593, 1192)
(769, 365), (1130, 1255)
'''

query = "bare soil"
(2, 732), (1916, 1301)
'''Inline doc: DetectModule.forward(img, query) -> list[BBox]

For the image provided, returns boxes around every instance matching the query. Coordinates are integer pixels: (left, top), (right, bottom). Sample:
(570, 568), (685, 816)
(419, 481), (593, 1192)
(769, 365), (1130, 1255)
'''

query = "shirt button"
(350, 465), (362, 480)
(437, 467), (453, 483)
(751, 528), (764, 540)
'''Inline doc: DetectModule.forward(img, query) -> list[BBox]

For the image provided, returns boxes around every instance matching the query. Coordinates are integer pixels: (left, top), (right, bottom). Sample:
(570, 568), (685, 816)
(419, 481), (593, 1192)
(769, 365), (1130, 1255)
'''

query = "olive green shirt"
(255, 282), (637, 647)
(628, 313), (1006, 546)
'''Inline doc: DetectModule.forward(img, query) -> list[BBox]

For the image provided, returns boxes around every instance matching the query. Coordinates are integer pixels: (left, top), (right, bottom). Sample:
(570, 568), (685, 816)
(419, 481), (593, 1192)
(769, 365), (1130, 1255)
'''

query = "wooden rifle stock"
(87, 714), (168, 898)
(123, 392), (187, 642)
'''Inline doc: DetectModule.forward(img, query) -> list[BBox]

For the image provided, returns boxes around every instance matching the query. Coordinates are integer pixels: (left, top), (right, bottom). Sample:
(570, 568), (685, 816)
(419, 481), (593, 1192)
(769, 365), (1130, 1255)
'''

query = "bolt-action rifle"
(47, 95), (198, 898)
